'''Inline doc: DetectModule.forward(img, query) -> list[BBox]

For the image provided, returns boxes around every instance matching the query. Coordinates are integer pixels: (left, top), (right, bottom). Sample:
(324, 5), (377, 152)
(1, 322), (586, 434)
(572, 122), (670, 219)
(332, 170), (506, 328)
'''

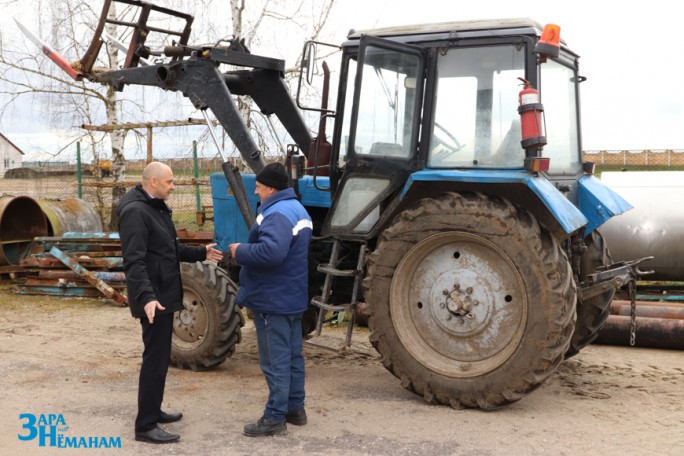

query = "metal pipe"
(37, 198), (103, 236)
(202, 108), (226, 162)
(0, 196), (48, 266)
(594, 315), (684, 350)
(609, 302), (684, 320)
(37, 270), (126, 282)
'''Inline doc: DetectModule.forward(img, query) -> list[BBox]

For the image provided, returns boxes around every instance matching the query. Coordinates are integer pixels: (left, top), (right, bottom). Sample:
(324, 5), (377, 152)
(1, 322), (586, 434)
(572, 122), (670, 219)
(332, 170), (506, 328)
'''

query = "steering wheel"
(431, 122), (465, 163)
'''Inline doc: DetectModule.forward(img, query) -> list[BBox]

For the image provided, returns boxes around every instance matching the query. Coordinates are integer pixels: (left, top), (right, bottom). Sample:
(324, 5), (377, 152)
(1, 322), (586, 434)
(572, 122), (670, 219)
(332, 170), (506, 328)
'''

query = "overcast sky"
(336, 0), (684, 152)
(1, 0), (682, 158)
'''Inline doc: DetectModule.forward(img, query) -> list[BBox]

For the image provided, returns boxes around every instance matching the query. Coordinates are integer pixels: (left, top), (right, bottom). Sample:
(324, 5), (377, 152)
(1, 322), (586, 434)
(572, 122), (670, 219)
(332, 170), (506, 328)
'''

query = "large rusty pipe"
(611, 299), (684, 308)
(594, 315), (684, 350)
(0, 196), (48, 266)
(609, 302), (684, 320)
(37, 198), (103, 236)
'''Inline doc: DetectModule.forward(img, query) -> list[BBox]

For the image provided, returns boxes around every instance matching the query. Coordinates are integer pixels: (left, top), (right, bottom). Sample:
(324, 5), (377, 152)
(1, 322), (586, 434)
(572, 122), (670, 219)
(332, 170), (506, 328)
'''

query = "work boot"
(243, 416), (287, 437)
(286, 408), (307, 426)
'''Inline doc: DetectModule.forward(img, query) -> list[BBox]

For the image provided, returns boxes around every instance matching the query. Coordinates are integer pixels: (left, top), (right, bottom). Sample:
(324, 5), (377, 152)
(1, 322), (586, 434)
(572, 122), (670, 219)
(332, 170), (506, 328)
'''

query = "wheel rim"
(390, 232), (527, 378)
(173, 287), (210, 351)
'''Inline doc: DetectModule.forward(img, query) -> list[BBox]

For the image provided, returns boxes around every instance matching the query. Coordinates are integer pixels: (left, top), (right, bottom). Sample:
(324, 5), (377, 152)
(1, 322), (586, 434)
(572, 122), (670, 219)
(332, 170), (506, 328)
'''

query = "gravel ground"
(0, 285), (682, 456)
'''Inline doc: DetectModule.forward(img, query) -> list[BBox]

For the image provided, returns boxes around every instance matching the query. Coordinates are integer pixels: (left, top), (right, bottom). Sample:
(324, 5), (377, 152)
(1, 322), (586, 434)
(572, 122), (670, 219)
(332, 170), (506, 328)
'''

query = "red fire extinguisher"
(517, 77), (547, 151)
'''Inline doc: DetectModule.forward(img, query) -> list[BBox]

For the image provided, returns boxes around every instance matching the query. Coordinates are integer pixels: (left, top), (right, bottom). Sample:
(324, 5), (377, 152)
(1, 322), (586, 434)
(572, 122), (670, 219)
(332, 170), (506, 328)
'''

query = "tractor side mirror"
(304, 42), (317, 85)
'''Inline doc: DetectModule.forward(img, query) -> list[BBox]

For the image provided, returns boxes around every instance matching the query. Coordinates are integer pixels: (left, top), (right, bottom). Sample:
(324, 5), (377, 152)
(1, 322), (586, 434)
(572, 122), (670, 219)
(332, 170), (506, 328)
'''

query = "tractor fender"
(577, 175), (632, 235)
(399, 169), (594, 240)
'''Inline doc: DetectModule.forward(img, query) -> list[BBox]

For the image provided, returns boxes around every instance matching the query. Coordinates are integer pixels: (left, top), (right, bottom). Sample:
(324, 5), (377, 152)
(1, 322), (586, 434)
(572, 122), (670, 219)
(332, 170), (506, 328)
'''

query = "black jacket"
(116, 184), (206, 318)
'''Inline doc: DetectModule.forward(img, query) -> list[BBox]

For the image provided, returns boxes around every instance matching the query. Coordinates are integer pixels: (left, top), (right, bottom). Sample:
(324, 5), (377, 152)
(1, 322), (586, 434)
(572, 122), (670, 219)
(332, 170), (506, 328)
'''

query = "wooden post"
(147, 125), (153, 163)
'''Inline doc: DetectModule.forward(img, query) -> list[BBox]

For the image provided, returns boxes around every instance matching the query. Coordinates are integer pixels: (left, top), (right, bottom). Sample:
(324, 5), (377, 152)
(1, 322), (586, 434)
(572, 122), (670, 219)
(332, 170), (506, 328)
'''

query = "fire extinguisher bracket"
(521, 136), (547, 149)
(518, 103), (544, 114)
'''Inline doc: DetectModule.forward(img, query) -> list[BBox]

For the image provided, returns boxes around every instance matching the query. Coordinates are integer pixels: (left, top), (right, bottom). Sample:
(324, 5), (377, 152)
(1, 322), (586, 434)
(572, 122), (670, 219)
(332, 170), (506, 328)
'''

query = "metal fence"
(6, 147), (684, 234)
(582, 149), (684, 166)
(3, 141), (252, 233)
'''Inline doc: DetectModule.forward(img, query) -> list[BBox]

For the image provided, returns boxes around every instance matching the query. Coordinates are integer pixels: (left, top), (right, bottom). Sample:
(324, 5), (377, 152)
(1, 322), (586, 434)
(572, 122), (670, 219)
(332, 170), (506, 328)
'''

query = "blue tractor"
(70, 1), (641, 409)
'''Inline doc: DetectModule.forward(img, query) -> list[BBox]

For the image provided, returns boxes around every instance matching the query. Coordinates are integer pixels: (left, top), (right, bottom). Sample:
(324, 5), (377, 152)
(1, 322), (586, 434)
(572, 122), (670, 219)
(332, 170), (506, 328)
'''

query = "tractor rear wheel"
(171, 261), (244, 371)
(565, 230), (614, 358)
(364, 192), (576, 409)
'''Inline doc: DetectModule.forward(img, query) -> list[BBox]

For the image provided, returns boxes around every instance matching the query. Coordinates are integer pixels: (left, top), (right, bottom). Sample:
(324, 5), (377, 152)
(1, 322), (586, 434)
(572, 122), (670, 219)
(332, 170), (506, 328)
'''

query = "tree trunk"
(105, 5), (127, 231)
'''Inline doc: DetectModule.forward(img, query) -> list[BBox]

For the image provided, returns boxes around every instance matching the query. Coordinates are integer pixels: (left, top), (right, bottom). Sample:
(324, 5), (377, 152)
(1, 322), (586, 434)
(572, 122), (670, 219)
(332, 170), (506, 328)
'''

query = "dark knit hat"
(256, 162), (289, 190)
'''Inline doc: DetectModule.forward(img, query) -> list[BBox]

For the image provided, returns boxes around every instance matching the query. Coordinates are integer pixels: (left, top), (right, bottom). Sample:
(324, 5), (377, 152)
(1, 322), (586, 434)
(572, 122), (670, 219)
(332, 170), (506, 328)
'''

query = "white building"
(0, 133), (24, 177)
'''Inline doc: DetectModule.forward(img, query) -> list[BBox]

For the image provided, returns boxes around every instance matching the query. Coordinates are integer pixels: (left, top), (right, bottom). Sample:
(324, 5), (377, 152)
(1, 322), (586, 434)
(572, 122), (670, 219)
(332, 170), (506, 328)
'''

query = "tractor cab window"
(338, 57), (357, 168)
(428, 45), (525, 168)
(350, 45), (421, 160)
(540, 59), (581, 174)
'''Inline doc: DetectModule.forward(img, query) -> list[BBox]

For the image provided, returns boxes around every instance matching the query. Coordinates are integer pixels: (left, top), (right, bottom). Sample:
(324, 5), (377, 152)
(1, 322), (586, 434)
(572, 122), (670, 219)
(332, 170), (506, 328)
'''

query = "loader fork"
(311, 240), (366, 347)
(80, 0), (193, 76)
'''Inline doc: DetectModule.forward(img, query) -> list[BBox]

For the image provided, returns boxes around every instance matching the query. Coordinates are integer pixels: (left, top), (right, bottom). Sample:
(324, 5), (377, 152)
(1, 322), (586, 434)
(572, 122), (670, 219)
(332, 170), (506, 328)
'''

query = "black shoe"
(135, 426), (180, 444)
(286, 408), (307, 426)
(158, 410), (183, 423)
(243, 416), (287, 437)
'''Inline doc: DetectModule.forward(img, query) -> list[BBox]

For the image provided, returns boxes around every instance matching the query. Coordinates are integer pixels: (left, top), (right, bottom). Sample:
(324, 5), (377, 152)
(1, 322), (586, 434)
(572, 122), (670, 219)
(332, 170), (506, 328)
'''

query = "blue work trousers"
(253, 311), (305, 422)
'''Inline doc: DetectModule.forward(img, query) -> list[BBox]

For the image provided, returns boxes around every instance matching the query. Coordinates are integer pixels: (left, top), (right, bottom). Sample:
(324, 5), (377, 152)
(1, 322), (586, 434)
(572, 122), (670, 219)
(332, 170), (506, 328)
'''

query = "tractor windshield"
(427, 45), (525, 168)
(426, 44), (581, 173)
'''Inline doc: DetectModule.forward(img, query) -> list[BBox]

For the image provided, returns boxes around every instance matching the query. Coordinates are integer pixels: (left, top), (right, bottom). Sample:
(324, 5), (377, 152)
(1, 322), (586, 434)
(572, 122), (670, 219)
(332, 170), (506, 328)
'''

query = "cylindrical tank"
(599, 171), (684, 281)
(37, 198), (103, 236)
(0, 195), (48, 266)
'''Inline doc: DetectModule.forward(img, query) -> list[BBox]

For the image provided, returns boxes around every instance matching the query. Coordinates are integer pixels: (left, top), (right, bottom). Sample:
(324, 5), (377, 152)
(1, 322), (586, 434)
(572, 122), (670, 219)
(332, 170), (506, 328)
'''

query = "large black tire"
(171, 261), (244, 371)
(565, 230), (614, 358)
(364, 192), (576, 409)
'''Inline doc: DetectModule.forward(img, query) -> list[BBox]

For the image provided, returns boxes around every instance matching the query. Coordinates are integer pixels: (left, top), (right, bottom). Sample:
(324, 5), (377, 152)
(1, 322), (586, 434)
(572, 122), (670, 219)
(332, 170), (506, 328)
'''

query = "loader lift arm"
(78, 0), (314, 174)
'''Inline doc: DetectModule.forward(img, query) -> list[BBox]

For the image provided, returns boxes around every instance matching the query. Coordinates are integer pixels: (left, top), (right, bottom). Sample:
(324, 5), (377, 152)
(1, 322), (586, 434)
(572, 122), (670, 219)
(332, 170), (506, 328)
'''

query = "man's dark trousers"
(135, 312), (174, 432)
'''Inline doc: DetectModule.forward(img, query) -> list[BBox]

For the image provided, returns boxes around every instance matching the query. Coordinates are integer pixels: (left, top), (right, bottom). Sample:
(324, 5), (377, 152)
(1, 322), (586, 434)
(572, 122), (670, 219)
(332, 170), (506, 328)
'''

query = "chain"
(628, 280), (637, 346)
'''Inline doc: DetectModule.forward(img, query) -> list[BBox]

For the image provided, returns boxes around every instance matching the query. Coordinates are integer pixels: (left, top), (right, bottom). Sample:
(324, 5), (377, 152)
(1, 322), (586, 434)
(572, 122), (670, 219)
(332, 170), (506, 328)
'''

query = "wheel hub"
(173, 293), (209, 345)
(179, 308), (194, 325)
(433, 276), (494, 337)
(445, 286), (475, 316)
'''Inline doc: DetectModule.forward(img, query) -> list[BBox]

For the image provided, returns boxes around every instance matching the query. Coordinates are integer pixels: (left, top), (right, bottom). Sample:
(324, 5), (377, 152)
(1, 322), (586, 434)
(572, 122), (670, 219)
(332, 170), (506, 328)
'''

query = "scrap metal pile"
(14, 233), (128, 305)
(0, 194), (212, 306)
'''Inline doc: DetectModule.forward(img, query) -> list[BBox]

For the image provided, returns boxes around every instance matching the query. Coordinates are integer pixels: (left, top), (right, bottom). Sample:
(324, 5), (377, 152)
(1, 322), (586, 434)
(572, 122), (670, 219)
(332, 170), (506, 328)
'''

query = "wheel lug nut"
(454, 284), (460, 290)
(443, 289), (449, 295)
(466, 287), (473, 294)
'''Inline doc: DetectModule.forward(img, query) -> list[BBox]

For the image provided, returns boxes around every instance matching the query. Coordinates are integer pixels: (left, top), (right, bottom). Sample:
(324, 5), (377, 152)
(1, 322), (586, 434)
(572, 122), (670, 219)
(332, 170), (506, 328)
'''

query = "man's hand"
(205, 243), (223, 263)
(144, 300), (165, 324)
(229, 242), (240, 259)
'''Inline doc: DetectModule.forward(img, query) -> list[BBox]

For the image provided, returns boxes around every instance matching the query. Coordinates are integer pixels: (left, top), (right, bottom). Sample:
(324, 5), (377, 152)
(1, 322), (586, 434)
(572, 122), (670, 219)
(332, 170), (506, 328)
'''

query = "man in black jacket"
(117, 161), (222, 444)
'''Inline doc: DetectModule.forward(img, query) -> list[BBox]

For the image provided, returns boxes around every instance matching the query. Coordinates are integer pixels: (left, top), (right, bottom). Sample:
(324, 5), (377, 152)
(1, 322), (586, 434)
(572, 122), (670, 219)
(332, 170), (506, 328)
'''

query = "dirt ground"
(0, 284), (682, 456)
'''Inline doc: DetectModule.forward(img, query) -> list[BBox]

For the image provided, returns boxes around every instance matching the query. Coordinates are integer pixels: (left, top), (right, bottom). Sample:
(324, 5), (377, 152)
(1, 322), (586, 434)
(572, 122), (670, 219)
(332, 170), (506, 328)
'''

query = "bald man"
(116, 162), (222, 444)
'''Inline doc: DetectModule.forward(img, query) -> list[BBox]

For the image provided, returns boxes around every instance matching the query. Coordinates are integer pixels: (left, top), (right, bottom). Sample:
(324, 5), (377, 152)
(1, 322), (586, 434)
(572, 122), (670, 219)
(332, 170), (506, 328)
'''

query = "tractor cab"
(311, 19), (588, 241)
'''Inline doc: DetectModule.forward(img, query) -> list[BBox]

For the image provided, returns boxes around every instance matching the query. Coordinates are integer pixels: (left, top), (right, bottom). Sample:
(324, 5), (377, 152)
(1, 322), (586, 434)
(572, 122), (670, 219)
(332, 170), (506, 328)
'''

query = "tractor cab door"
(323, 36), (425, 240)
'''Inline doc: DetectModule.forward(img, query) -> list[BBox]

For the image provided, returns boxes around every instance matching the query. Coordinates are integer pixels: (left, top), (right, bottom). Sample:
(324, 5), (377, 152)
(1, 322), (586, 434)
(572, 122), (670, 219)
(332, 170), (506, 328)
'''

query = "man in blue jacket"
(117, 161), (222, 444)
(229, 162), (313, 437)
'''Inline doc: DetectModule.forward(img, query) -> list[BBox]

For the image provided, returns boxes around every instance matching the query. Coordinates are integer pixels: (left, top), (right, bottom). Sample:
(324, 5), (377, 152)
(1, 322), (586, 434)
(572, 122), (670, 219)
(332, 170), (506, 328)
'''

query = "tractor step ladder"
(310, 240), (366, 347)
